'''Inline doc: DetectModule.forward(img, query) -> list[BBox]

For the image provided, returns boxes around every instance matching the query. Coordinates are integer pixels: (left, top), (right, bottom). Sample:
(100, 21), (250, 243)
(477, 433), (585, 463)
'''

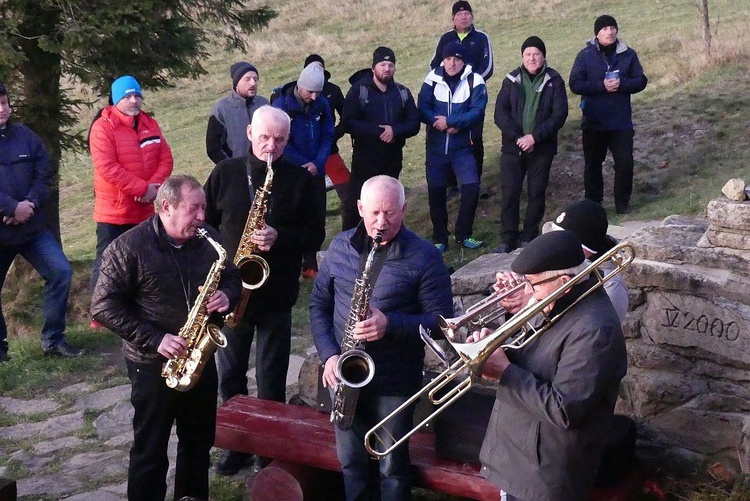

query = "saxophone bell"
(335, 349), (375, 389)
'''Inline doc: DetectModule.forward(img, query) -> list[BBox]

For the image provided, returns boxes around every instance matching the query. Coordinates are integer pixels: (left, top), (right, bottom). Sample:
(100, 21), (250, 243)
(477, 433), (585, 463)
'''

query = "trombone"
(364, 241), (636, 459)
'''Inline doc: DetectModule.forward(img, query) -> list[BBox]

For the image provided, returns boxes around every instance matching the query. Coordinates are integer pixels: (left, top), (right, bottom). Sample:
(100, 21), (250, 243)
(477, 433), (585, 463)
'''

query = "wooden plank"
(215, 396), (500, 501)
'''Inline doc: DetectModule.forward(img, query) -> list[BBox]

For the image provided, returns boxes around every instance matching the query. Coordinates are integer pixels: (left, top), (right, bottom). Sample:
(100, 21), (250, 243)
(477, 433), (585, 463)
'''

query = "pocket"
(526, 420), (541, 467)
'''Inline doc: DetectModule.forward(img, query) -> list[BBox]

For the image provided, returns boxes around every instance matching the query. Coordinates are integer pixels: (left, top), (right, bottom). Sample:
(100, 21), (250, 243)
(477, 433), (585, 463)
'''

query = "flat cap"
(511, 231), (585, 274)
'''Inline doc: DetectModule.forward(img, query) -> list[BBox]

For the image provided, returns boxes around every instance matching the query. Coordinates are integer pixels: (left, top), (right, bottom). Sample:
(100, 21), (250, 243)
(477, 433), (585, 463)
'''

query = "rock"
(704, 226), (750, 250)
(706, 198), (750, 231)
(94, 401), (134, 440)
(74, 384), (130, 412)
(63, 491), (123, 501)
(59, 382), (93, 394)
(0, 396), (60, 415)
(722, 178), (747, 201)
(33, 435), (85, 455)
(17, 473), (83, 497)
(0, 411), (85, 441)
(67, 450), (126, 478)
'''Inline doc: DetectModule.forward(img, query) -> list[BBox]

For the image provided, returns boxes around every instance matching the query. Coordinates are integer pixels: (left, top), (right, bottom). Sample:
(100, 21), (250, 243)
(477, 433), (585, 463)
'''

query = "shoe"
(0, 351), (8, 363)
(253, 456), (272, 475)
(616, 204), (634, 215)
(215, 450), (254, 476)
(491, 243), (516, 254)
(301, 268), (318, 280)
(456, 237), (485, 250)
(89, 319), (105, 330)
(43, 341), (85, 358)
(434, 243), (447, 253)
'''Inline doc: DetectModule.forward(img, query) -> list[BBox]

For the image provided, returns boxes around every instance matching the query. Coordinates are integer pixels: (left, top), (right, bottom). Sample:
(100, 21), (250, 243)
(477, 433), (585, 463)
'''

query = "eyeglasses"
(525, 275), (566, 292)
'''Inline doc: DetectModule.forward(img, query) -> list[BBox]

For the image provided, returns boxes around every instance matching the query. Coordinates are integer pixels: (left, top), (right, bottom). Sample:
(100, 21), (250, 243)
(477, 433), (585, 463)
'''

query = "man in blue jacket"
(569, 15), (647, 215)
(272, 62), (335, 277)
(493, 36), (568, 254)
(310, 175), (453, 501)
(0, 82), (81, 361)
(430, 1), (493, 186)
(419, 41), (488, 251)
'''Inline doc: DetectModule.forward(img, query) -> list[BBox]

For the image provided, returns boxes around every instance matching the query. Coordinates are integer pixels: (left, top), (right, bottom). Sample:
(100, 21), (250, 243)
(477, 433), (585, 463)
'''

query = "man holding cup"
(569, 15), (647, 215)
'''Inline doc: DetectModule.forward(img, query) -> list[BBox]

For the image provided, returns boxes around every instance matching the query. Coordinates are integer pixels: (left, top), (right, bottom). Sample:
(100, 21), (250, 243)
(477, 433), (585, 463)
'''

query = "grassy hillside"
(58, 0), (750, 263)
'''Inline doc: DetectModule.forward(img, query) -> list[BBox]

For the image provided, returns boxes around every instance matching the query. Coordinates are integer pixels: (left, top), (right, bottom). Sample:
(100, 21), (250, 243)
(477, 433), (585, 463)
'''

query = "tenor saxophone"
(162, 228), (228, 391)
(224, 152), (273, 327)
(330, 231), (383, 431)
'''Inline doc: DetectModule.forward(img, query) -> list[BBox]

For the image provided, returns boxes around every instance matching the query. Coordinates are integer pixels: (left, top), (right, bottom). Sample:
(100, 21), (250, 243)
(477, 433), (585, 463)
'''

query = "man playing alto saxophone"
(471, 230), (627, 501)
(204, 105), (324, 475)
(310, 175), (453, 501)
(91, 174), (242, 501)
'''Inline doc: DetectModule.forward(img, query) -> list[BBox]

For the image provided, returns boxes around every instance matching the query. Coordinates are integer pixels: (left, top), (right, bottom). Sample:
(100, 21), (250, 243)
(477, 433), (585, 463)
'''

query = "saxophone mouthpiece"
(374, 231), (383, 245)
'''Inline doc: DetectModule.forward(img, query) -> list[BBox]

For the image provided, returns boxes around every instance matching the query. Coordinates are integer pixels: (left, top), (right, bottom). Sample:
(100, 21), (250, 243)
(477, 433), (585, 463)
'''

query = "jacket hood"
(348, 68), (373, 86)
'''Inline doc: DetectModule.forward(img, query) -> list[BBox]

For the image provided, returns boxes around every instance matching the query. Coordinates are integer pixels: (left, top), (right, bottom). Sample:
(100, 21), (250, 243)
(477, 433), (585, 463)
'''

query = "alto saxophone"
(162, 228), (228, 391)
(331, 231), (383, 431)
(224, 152), (273, 327)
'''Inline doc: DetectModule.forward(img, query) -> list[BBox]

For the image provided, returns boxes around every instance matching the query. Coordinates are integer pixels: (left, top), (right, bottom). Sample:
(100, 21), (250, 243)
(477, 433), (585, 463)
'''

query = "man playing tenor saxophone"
(473, 230), (627, 501)
(91, 174), (242, 501)
(204, 105), (324, 475)
(310, 175), (453, 501)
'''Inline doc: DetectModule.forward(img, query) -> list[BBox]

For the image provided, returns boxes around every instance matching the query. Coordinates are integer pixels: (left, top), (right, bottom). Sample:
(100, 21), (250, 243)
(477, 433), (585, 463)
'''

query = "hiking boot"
(215, 450), (254, 476)
(43, 341), (85, 358)
(616, 204), (634, 215)
(434, 243), (447, 253)
(301, 268), (318, 280)
(491, 243), (516, 254)
(457, 237), (485, 250)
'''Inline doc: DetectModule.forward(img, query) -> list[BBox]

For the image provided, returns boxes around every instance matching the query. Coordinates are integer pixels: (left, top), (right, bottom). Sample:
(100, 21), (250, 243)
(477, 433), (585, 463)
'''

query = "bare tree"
(696, 0), (712, 57)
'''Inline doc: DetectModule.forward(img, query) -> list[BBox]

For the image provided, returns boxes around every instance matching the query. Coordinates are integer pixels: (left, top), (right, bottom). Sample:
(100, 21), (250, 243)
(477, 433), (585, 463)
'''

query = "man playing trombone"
(474, 230), (627, 501)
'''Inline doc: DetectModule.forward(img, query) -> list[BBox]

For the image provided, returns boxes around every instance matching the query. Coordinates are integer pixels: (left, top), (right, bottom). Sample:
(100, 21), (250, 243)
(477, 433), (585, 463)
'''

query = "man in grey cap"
(472, 230), (627, 500)
(272, 62), (335, 278)
(206, 61), (269, 164)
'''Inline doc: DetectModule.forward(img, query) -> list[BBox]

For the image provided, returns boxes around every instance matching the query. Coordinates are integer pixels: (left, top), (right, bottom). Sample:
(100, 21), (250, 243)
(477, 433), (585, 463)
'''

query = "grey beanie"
(297, 63), (325, 93)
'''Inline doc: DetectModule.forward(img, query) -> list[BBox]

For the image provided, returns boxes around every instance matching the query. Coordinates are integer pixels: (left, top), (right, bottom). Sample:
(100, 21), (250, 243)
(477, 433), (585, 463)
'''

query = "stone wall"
(449, 203), (750, 474)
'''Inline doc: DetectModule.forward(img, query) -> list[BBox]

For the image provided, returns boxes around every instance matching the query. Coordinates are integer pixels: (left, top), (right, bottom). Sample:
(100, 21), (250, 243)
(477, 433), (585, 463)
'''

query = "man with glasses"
(472, 230), (627, 500)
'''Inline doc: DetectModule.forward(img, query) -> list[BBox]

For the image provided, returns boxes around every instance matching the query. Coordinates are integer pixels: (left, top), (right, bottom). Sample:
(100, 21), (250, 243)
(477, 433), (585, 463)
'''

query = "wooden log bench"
(215, 395), (640, 501)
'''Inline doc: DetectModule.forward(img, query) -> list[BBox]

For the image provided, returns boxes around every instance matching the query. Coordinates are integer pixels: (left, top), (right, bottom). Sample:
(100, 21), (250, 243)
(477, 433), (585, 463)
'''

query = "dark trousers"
(216, 308), (292, 403)
(303, 176), (327, 271)
(334, 392), (415, 501)
(448, 122), (485, 186)
(342, 152), (403, 231)
(125, 358), (217, 501)
(0, 230), (72, 353)
(426, 151), (480, 243)
(582, 129), (635, 208)
(499, 152), (554, 246)
(90, 222), (136, 294)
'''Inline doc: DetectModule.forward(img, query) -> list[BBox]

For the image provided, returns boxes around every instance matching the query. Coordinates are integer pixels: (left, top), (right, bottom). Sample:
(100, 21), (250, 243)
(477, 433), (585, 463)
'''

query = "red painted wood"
(216, 395), (638, 501)
(251, 460), (344, 501)
(216, 395), (500, 501)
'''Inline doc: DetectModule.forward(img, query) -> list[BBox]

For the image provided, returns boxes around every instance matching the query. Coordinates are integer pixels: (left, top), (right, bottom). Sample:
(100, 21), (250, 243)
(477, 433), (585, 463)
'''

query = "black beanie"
(304, 54), (325, 68)
(230, 62), (258, 91)
(594, 15), (618, 35)
(521, 36), (546, 57)
(452, 1), (472, 16)
(372, 46), (396, 67)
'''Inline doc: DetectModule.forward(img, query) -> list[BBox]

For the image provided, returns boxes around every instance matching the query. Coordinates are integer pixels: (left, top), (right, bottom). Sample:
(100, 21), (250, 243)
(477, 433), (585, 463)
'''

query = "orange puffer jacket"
(90, 106), (174, 224)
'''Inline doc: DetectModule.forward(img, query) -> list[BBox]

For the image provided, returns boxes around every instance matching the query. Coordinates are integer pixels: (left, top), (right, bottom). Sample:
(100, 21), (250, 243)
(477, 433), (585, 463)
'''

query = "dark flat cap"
(511, 231), (585, 274)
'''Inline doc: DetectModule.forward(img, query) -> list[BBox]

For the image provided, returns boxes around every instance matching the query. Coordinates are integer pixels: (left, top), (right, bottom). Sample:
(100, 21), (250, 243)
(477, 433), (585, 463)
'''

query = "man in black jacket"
(341, 46), (420, 230)
(91, 174), (243, 501)
(203, 105), (325, 475)
(492, 37), (568, 254)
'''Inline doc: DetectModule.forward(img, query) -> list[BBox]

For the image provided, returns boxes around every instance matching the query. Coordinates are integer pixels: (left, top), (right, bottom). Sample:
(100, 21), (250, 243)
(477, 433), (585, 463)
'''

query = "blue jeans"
(215, 309), (292, 403)
(426, 151), (480, 243)
(334, 392), (415, 501)
(0, 230), (72, 352)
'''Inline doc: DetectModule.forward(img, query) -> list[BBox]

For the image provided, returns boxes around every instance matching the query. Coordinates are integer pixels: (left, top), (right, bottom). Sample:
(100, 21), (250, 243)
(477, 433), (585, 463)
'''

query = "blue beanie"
(111, 76), (142, 105)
